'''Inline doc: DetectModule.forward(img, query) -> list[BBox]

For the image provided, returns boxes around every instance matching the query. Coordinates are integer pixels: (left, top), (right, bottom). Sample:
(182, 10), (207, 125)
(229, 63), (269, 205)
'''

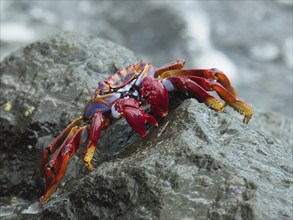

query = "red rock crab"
(40, 59), (253, 205)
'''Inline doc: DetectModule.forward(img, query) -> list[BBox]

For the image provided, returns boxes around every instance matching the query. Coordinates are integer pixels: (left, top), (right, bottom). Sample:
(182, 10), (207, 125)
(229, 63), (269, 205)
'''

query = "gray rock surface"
(0, 32), (139, 213)
(39, 99), (292, 220)
(0, 32), (292, 219)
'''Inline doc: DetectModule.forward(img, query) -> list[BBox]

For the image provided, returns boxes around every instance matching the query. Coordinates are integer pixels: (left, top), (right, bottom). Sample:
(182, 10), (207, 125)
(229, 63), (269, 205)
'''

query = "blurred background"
(1, 0), (292, 117)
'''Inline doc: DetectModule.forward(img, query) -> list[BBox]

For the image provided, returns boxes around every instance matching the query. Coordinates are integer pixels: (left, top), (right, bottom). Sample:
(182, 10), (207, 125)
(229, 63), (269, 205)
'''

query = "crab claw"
(114, 98), (158, 137)
(142, 76), (169, 117)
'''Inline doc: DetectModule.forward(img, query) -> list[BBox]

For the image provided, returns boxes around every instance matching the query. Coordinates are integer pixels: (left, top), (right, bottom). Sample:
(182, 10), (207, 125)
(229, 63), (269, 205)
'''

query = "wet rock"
(39, 99), (292, 220)
(0, 31), (139, 203)
(1, 32), (292, 220)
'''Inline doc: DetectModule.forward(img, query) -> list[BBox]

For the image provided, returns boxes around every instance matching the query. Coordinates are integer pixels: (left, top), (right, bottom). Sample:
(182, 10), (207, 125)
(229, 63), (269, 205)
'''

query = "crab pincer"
(142, 76), (169, 117)
(113, 98), (158, 137)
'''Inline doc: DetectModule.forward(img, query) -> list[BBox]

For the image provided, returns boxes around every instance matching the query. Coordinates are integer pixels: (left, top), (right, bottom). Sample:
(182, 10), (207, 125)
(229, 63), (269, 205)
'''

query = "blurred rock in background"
(1, 1), (292, 116)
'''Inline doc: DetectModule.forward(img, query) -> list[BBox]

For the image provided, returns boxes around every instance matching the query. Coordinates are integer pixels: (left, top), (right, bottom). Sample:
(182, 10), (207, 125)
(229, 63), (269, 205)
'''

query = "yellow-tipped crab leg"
(185, 76), (253, 123)
(162, 76), (225, 112)
(43, 126), (79, 188)
(41, 125), (90, 205)
(163, 75), (253, 123)
(41, 116), (83, 177)
(210, 81), (253, 123)
(158, 68), (238, 98)
(83, 111), (108, 171)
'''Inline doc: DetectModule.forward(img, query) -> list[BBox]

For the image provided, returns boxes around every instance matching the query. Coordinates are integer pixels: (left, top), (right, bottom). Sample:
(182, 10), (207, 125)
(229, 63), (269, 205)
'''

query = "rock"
(1, 32), (292, 220)
(39, 99), (292, 220)
(0, 32), (139, 206)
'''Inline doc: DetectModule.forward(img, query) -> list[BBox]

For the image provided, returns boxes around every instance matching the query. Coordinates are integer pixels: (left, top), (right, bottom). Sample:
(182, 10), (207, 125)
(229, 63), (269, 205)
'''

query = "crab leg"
(186, 76), (253, 122)
(43, 126), (79, 188)
(163, 76), (225, 112)
(163, 76), (253, 123)
(155, 59), (186, 78)
(41, 125), (90, 205)
(209, 81), (253, 124)
(183, 76), (253, 123)
(158, 68), (238, 97)
(41, 116), (83, 177)
(83, 111), (108, 171)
